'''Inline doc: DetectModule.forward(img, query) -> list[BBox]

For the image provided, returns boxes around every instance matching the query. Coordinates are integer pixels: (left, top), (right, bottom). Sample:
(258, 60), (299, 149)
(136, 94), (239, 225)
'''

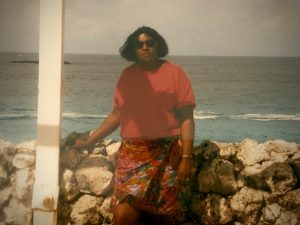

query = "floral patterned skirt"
(111, 137), (182, 216)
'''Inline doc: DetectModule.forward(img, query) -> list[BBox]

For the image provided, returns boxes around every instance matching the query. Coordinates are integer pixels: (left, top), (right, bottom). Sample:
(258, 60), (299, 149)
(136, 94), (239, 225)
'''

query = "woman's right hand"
(74, 138), (90, 149)
(73, 109), (121, 149)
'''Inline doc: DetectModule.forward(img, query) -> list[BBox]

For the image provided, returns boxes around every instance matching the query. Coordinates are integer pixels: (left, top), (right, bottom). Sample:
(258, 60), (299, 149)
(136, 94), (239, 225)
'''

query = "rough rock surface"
(0, 135), (299, 225)
(61, 169), (80, 201)
(198, 158), (238, 194)
(70, 195), (104, 225)
(0, 140), (36, 225)
(75, 156), (114, 196)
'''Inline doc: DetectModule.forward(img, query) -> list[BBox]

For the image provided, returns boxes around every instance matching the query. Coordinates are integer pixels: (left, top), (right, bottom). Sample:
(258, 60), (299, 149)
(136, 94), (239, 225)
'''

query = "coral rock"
(237, 139), (270, 166)
(70, 195), (104, 225)
(198, 158), (238, 195)
(230, 187), (265, 224)
(60, 147), (82, 169)
(12, 153), (35, 169)
(195, 193), (233, 225)
(61, 169), (80, 201)
(75, 156), (114, 196)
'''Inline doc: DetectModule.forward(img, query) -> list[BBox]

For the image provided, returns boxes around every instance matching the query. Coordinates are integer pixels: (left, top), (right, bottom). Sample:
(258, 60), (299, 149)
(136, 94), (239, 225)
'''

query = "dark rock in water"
(11, 60), (39, 64)
(10, 60), (71, 64)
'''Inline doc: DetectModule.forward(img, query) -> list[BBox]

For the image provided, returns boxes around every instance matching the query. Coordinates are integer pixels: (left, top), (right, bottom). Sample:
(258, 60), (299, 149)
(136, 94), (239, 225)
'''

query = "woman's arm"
(74, 108), (121, 148)
(176, 106), (195, 183)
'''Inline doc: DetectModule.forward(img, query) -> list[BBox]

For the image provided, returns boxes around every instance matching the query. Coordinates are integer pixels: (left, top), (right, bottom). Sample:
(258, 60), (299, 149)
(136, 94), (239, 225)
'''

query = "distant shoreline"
(1, 51), (299, 58)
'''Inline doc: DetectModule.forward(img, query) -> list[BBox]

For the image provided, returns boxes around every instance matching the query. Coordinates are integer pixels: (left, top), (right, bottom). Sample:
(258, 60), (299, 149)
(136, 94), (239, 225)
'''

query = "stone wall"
(0, 133), (299, 225)
(191, 139), (300, 225)
(0, 140), (35, 225)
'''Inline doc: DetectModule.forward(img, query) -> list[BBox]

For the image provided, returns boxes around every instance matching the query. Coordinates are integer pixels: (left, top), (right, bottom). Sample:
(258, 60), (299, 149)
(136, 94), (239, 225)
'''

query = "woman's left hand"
(176, 158), (192, 184)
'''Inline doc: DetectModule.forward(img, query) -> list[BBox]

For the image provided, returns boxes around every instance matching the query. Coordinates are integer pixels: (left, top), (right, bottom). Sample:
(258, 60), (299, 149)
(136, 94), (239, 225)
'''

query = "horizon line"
(1, 50), (300, 58)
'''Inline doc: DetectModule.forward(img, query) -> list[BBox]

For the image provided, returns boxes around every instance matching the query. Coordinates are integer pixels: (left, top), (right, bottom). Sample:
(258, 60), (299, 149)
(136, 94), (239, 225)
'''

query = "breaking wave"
(1, 111), (300, 121)
(193, 111), (300, 121)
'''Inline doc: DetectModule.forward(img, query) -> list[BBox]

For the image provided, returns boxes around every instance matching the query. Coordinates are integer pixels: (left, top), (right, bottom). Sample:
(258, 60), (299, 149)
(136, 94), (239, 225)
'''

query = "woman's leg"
(113, 202), (140, 225)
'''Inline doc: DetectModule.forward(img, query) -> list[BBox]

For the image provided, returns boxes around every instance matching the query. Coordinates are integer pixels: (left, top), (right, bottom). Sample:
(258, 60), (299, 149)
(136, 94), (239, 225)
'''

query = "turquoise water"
(0, 52), (299, 144)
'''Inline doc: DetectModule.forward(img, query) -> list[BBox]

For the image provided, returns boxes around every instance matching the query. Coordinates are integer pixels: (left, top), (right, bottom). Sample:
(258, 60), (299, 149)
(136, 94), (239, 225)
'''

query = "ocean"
(0, 52), (300, 145)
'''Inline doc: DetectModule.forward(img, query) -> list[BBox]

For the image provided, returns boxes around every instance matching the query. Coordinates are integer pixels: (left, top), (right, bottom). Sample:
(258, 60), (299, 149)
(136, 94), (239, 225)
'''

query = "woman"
(75, 26), (196, 225)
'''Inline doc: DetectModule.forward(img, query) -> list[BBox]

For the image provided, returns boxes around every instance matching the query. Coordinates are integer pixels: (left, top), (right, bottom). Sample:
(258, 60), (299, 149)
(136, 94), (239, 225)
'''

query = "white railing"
(32, 1), (65, 224)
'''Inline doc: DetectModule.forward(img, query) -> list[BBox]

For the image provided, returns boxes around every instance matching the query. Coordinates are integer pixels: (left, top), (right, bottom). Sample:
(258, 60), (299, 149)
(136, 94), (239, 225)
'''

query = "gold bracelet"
(182, 154), (191, 158)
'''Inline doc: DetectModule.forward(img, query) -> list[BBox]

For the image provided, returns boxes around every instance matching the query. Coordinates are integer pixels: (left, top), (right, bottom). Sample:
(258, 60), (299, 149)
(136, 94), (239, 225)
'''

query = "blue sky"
(1, 0), (300, 56)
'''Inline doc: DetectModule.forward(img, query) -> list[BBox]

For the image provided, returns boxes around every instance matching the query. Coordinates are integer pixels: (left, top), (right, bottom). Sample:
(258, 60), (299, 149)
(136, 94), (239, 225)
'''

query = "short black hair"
(119, 26), (169, 62)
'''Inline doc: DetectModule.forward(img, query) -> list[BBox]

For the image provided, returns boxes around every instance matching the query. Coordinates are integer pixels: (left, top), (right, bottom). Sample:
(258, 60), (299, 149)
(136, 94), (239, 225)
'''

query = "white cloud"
(0, 0), (39, 52)
(1, 0), (299, 56)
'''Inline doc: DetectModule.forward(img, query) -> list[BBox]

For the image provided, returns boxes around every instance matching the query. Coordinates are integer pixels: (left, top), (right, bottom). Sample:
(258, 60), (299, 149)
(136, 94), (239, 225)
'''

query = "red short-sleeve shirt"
(114, 60), (196, 139)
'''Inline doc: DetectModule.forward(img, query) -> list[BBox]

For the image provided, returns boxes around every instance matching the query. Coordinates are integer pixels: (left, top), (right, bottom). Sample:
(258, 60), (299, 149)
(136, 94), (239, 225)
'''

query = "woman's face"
(134, 33), (158, 64)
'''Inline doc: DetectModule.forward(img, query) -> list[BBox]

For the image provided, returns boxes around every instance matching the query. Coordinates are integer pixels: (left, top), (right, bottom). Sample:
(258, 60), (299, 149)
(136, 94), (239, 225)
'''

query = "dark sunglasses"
(133, 40), (156, 49)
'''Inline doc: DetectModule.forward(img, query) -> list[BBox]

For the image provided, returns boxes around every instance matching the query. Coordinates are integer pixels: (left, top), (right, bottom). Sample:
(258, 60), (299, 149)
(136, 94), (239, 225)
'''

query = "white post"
(32, 0), (64, 224)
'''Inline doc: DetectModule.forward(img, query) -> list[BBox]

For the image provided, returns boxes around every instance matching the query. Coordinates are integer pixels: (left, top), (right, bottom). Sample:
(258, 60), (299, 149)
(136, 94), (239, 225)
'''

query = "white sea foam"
(193, 111), (220, 120)
(231, 113), (300, 121)
(193, 111), (300, 121)
(62, 112), (106, 119)
(1, 111), (299, 121)
(0, 114), (36, 120)
(0, 112), (106, 120)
